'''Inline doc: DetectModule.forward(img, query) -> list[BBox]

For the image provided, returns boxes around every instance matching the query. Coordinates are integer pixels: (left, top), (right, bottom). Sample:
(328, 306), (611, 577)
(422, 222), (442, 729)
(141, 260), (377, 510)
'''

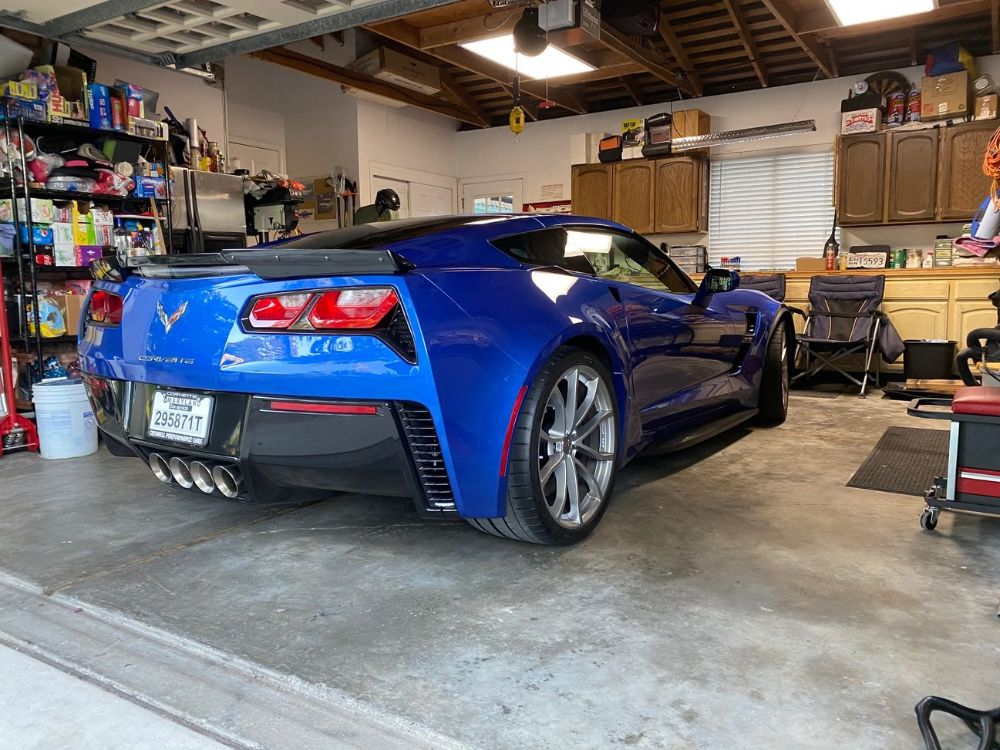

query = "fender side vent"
(396, 402), (456, 513)
(386, 308), (417, 363)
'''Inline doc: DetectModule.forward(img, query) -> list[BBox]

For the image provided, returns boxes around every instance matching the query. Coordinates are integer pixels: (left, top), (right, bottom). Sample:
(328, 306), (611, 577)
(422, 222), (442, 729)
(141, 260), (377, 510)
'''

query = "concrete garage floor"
(1, 393), (999, 749)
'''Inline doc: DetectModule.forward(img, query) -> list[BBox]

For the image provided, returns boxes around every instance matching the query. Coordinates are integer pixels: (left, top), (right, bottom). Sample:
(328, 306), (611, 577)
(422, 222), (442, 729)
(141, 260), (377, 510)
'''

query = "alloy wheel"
(537, 365), (616, 529)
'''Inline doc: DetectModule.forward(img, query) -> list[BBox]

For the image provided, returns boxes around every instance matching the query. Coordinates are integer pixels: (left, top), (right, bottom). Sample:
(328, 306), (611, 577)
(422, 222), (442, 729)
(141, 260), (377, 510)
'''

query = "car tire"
(756, 321), (790, 426)
(468, 347), (620, 545)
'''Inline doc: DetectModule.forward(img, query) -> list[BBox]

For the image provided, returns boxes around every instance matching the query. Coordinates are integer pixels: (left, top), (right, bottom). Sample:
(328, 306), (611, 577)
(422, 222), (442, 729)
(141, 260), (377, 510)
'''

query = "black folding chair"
(791, 274), (886, 398)
(739, 273), (786, 302)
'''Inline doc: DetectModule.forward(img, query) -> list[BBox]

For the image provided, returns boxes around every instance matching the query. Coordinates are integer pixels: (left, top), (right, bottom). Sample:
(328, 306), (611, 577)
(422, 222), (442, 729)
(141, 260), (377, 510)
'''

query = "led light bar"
(671, 120), (817, 152)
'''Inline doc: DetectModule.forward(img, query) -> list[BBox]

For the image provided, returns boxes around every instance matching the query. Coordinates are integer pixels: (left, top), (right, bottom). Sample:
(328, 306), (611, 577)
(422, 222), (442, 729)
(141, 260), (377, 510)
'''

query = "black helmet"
(375, 188), (401, 214)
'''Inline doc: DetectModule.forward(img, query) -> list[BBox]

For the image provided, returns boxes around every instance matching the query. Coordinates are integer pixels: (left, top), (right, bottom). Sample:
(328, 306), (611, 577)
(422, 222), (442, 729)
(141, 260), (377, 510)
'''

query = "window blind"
(708, 151), (836, 270)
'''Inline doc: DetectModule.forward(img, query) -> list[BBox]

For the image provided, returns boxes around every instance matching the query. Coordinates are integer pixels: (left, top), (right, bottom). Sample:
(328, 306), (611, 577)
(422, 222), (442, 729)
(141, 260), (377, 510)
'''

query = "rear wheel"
(756, 321), (790, 426)
(468, 347), (619, 545)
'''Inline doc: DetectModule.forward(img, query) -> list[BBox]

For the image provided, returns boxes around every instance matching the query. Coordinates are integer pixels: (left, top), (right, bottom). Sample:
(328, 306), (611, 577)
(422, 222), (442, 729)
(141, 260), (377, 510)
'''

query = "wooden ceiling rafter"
(656, 14), (704, 96)
(598, 21), (698, 96)
(721, 0), (769, 87)
(250, 46), (490, 128)
(758, 0), (834, 77)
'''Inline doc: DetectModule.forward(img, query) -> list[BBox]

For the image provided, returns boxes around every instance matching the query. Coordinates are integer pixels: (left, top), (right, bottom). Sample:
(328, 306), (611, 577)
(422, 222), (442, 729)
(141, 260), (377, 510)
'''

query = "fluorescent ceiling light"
(825, 0), (936, 26)
(460, 34), (595, 79)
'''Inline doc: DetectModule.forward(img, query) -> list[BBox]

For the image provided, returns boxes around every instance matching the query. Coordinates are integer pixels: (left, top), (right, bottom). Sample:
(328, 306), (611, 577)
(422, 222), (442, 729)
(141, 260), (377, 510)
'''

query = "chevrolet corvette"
(79, 215), (792, 545)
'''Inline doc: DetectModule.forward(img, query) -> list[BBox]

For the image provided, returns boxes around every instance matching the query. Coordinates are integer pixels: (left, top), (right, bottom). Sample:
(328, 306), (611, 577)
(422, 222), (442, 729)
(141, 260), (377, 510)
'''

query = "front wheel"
(756, 321), (790, 425)
(468, 347), (619, 545)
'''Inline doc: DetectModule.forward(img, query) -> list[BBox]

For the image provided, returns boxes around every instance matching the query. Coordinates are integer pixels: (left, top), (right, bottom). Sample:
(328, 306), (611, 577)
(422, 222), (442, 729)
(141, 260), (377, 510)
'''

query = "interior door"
(228, 141), (284, 175)
(462, 179), (523, 214)
(410, 183), (453, 217)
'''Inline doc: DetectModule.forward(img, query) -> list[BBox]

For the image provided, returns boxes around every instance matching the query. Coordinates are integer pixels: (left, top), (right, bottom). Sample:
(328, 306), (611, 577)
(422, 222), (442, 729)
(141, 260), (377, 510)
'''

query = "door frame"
(227, 136), (286, 174)
(460, 177), (524, 214)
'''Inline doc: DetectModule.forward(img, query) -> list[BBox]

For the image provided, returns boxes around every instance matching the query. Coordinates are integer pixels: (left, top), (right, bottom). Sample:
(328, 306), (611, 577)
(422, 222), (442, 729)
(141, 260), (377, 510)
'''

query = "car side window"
(492, 229), (598, 276)
(566, 228), (696, 294)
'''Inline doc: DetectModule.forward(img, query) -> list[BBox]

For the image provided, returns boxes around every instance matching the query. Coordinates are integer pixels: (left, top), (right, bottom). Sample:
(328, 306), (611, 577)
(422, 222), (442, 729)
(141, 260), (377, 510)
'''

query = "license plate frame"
(147, 390), (214, 447)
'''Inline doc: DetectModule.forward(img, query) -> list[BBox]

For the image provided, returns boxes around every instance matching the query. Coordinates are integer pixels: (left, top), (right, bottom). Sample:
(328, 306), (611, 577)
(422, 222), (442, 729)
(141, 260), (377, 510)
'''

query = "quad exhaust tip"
(190, 460), (217, 494)
(212, 464), (242, 499)
(149, 453), (173, 484)
(168, 456), (194, 489)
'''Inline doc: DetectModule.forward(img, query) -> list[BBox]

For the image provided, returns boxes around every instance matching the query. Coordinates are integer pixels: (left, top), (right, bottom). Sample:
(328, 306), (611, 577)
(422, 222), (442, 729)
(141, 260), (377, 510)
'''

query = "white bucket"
(32, 378), (98, 460)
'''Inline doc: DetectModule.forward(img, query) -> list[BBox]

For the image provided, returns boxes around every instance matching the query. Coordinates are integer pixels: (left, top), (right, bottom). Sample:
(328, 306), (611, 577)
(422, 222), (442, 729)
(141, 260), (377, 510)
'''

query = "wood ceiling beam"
(656, 15), (703, 96)
(419, 8), (519, 49)
(620, 77), (643, 106)
(799, 0), (989, 37)
(598, 22), (698, 96)
(758, 0), (834, 77)
(439, 68), (493, 127)
(368, 20), (587, 114)
(721, 0), (768, 88)
(250, 47), (489, 129)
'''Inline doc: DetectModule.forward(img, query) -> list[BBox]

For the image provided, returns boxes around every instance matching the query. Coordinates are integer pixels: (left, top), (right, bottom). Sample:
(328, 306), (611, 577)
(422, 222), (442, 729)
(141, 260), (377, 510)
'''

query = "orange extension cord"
(983, 126), (1000, 204)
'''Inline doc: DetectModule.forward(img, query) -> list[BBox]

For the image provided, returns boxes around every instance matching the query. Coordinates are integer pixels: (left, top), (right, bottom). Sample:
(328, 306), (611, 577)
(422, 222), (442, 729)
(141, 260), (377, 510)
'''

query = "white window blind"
(708, 151), (836, 270)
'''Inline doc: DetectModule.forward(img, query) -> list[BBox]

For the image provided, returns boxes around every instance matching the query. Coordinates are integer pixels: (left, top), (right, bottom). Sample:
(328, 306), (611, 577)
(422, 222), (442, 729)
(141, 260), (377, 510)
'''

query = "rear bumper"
(82, 374), (458, 518)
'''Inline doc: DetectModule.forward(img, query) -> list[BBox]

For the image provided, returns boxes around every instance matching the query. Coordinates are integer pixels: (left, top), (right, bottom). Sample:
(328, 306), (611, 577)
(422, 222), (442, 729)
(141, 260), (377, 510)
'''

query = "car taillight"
(307, 289), (399, 330)
(88, 290), (124, 325)
(248, 293), (314, 330)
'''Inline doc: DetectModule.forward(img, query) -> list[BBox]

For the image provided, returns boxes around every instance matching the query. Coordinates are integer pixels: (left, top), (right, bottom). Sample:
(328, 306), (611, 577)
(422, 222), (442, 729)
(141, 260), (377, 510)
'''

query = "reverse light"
(248, 293), (314, 329)
(88, 290), (124, 325)
(307, 288), (399, 330)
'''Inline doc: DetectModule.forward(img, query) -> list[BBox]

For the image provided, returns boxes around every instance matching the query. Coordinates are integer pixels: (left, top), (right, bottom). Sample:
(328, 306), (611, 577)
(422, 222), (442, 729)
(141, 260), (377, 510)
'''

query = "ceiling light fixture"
(460, 34), (595, 79)
(824, 0), (936, 26)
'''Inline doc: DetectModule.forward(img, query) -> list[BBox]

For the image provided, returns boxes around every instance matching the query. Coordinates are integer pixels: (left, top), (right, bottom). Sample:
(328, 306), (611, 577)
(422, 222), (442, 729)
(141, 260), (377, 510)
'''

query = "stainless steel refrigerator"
(170, 167), (247, 254)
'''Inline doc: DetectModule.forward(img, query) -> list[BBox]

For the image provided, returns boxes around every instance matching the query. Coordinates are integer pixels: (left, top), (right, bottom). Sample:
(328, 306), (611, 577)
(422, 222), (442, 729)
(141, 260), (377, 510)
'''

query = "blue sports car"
(80, 215), (792, 545)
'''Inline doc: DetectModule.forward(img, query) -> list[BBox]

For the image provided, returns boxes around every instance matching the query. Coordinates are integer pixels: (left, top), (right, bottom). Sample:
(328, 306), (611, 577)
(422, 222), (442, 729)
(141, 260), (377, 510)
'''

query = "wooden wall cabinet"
(570, 163), (614, 221)
(938, 121), (996, 220)
(613, 160), (655, 233)
(654, 157), (708, 233)
(886, 129), (938, 222)
(837, 122), (996, 226)
(836, 133), (885, 225)
(571, 156), (708, 234)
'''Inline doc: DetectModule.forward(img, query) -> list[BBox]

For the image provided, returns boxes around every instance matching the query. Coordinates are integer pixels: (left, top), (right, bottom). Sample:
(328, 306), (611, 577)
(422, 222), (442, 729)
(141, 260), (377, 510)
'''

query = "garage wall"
(456, 55), (1000, 251)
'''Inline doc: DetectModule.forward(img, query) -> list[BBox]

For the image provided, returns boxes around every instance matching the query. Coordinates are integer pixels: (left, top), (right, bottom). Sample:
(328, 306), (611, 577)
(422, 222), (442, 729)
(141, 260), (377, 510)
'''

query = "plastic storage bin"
(903, 340), (957, 380)
(32, 377), (98, 459)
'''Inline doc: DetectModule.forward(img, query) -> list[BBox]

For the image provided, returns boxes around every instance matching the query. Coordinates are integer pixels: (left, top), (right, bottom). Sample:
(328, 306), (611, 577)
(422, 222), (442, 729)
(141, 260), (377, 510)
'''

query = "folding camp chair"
(791, 274), (886, 398)
(739, 273), (786, 302)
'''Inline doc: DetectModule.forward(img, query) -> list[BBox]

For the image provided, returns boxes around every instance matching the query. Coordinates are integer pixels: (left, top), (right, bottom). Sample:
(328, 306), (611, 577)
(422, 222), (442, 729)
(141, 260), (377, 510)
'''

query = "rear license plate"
(148, 390), (214, 446)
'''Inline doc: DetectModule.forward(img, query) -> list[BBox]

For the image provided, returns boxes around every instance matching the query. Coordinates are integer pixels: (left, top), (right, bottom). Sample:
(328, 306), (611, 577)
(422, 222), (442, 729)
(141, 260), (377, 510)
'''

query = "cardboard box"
(841, 108), (882, 134)
(976, 93), (998, 120)
(18, 224), (53, 246)
(796, 257), (829, 272)
(570, 132), (604, 165)
(75, 245), (104, 267)
(53, 243), (76, 267)
(51, 222), (74, 245)
(0, 96), (46, 122)
(86, 83), (112, 129)
(671, 108), (711, 139)
(90, 207), (114, 225)
(0, 198), (54, 223)
(62, 294), (86, 332)
(1, 80), (37, 100)
(922, 71), (970, 121)
(622, 117), (645, 147)
(36, 65), (88, 123)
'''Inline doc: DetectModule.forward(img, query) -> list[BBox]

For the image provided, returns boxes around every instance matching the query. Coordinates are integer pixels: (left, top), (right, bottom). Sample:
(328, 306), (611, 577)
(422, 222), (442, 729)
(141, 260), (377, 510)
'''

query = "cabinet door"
(571, 164), (614, 220)
(653, 156), (707, 234)
(882, 301), (949, 341)
(612, 161), (655, 233)
(886, 129), (938, 222)
(938, 121), (997, 220)
(837, 133), (886, 225)
(951, 301), (999, 344)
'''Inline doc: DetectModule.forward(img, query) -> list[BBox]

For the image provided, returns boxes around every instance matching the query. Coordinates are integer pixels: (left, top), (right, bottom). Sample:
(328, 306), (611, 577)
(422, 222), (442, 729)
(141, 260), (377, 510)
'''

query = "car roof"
(269, 214), (627, 251)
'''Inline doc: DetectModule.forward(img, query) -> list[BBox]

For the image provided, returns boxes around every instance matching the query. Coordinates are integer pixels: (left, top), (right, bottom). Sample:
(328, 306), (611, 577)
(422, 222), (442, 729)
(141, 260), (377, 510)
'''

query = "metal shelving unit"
(0, 108), (172, 399)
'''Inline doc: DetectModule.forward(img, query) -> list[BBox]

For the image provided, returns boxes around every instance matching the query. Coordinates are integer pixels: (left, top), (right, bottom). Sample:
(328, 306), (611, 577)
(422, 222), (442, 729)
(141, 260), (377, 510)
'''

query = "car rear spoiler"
(90, 249), (414, 281)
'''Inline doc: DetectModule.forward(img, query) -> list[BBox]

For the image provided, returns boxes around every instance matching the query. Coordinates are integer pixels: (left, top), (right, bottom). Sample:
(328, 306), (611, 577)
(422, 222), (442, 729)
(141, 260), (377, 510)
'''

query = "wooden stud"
(599, 22), (697, 96)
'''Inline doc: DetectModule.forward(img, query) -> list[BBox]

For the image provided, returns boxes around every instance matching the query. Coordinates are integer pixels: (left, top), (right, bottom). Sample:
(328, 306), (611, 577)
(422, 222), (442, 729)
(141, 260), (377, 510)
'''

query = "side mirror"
(694, 269), (740, 306)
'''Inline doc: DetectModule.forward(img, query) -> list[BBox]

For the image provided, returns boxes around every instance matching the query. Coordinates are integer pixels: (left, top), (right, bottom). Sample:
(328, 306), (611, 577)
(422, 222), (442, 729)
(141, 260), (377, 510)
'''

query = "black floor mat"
(847, 426), (949, 497)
